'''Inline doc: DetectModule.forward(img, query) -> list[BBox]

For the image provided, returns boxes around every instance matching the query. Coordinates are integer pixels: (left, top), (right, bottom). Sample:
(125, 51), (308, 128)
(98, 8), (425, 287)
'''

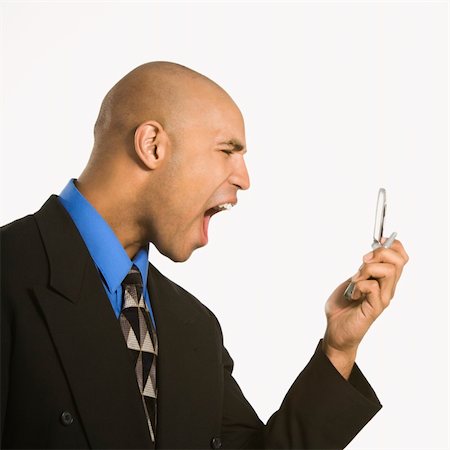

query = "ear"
(134, 120), (169, 170)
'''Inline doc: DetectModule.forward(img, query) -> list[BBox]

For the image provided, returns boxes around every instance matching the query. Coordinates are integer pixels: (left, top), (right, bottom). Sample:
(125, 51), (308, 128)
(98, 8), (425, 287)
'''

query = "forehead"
(206, 99), (246, 144)
(176, 83), (246, 146)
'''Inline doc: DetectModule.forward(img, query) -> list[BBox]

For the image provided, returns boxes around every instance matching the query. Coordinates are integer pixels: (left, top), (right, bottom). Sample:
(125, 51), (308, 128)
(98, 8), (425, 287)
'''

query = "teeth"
(217, 203), (233, 211)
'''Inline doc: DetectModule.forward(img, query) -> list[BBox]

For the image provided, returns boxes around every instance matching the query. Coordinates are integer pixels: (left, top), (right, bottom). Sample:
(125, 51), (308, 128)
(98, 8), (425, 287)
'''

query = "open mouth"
(204, 203), (234, 217)
(201, 203), (236, 244)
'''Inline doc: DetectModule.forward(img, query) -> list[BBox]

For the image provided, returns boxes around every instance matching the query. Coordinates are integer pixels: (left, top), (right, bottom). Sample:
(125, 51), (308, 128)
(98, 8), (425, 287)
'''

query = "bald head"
(93, 61), (237, 151)
(77, 61), (249, 261)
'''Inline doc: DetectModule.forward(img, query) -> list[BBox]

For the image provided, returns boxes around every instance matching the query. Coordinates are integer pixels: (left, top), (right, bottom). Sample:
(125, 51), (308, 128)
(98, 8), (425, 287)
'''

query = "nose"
(230, 155), (250, 191)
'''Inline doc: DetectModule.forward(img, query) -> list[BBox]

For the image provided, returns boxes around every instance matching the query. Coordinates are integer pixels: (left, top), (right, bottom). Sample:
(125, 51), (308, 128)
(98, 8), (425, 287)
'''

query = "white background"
(1, 1), (448, 449)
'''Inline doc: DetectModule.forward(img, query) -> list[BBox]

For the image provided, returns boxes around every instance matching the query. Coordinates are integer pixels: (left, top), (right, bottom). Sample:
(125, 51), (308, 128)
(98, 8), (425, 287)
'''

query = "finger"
(351, 279), (386, 318)
(364, 247), (405, 266)
(386, 239), (409, 264)
(363, 247), (406, 281)
(365, 244), (408, 266)
(353, 262), (396, 281)
(353, 262), (396, 304)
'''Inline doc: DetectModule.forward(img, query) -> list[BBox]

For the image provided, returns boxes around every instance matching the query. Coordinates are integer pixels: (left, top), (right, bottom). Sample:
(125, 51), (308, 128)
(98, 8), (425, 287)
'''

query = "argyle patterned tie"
(119, 265), (158, 443)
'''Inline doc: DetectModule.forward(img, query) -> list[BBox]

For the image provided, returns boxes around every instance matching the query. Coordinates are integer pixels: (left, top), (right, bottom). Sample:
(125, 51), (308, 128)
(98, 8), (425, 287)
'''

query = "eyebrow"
(218, 139), (247, 154)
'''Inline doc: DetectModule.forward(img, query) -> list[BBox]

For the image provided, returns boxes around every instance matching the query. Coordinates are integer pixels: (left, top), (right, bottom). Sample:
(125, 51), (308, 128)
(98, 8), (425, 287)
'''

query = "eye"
(221, 149), (233, 156)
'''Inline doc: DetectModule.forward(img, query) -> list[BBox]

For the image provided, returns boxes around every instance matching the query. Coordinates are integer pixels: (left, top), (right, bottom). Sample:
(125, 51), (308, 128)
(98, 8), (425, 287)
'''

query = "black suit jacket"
(1, 196), (382, 449)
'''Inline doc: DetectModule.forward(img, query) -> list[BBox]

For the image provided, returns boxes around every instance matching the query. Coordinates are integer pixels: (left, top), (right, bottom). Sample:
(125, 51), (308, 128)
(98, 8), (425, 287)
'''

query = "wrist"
(321, 339), (358, 380)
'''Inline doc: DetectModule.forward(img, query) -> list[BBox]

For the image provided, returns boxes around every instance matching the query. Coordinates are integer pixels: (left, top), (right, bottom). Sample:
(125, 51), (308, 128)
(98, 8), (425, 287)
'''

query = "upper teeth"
(217, 203), (233, 211)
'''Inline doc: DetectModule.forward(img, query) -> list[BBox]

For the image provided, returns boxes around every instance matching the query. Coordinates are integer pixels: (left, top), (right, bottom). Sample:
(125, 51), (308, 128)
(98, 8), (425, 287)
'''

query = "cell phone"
(344, 188), (397, 300)
(372, 188), (397, 250)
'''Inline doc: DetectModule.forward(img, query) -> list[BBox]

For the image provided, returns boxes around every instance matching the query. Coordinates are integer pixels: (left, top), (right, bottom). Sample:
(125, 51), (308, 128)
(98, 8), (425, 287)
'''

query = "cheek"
(163, 152), (228, 221)
(159, 176), (202, 227)
(180, 159), (222, 198)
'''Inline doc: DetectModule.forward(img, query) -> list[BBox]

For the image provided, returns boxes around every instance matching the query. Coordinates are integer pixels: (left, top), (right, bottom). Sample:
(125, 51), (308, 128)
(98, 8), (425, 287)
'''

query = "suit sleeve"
(217, 315), (382, 449)
(262, 340), (382, 449)
(1, 234), (12, 443)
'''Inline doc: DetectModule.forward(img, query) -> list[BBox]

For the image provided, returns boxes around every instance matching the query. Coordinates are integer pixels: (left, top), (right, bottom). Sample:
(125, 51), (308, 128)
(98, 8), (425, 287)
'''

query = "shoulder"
(1, 196), (61, 250)
(1, 199), (59, 292)
(1, 212), (50, 325)
(1, 213), (42, 257)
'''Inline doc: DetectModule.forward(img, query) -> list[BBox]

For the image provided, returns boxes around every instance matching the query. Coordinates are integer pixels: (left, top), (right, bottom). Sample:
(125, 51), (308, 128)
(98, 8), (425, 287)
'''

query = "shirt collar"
(58, 179), (149, 293)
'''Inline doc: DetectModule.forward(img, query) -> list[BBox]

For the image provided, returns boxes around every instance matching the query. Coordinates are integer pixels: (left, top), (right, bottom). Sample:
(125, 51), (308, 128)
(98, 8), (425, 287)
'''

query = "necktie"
(119, 265), (158, 443)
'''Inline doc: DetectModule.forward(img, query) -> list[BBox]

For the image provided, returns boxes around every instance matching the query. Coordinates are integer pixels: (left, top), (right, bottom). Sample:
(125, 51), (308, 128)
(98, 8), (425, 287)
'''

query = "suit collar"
(35, 195), (91, 303)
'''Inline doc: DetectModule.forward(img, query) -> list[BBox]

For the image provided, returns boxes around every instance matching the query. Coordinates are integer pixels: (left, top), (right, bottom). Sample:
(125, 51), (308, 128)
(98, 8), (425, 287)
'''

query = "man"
(1, 62), (409, 449)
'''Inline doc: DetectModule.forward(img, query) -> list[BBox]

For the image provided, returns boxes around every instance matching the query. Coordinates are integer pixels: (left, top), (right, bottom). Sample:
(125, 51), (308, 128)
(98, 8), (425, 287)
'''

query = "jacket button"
(210, 437), (222, 449)
(60, 411), (74, 426)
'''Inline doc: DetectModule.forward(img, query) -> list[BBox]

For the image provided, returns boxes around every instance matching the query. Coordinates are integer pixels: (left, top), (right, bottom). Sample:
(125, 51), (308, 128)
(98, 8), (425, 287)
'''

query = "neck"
(75, 175), (145, 260)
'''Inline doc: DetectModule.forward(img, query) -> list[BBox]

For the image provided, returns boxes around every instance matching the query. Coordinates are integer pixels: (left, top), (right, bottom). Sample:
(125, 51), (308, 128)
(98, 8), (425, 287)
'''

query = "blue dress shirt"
(58, 179), (155, 325)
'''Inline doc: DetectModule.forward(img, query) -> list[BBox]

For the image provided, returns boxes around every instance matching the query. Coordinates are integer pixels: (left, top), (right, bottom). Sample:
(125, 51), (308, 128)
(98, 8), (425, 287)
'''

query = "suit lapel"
(148, 264), (222, 448)
(33, 196), (153, 449)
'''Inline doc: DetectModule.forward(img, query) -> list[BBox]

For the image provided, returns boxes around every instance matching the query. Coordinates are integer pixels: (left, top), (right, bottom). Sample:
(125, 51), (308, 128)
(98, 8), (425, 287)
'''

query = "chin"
(170, 254), (191, 263)
(157, 244), (196, 263)
(154, 231), (207, 263)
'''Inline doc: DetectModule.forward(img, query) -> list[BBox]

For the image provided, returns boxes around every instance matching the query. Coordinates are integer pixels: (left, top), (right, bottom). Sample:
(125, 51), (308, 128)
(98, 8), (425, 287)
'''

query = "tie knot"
(122, 265), (143, 287)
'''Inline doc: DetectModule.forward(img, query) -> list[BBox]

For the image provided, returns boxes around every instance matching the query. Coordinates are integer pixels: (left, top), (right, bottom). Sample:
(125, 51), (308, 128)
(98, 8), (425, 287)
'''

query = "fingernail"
(351, 270), (361, 282)
(351, 287), (360, 300)
(363, 251), (374, 262)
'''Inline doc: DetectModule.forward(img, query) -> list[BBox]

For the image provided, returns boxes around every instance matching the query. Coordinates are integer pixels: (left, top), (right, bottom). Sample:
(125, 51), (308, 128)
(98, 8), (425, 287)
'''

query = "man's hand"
(322, 239), (409, 379)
